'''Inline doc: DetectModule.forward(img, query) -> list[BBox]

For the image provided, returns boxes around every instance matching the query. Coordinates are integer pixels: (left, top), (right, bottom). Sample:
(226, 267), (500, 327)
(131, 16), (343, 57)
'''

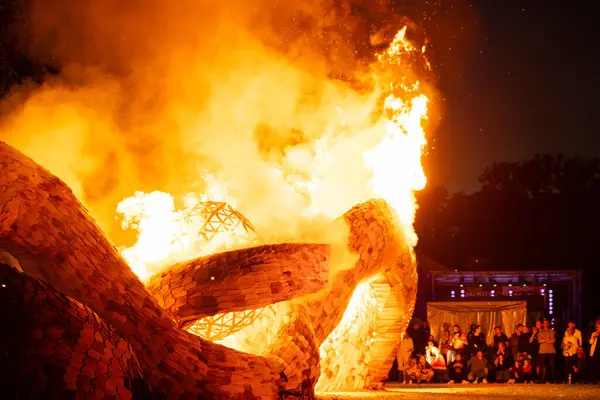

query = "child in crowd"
(416, 355), (435, 383)
(403, 357), (418, 384)
(494, 354), (510, 382)
(508, 360), (523, 384)
(522, 359), (534, 383)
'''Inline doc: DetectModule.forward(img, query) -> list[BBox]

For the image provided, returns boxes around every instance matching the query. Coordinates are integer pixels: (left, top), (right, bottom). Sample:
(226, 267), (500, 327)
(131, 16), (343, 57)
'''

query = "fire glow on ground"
(318, 383), (600, 399)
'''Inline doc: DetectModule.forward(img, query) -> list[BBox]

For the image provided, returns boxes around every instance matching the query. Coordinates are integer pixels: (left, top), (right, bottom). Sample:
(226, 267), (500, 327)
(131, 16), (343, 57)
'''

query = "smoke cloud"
(0, 0), (433, 247)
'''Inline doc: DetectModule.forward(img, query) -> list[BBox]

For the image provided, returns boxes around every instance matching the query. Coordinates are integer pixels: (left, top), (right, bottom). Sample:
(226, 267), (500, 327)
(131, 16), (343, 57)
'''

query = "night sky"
(417, 0), (599, 192)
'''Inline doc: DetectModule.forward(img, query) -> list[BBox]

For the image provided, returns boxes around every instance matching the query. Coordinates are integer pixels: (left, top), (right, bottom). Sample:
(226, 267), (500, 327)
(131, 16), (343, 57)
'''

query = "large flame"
(0, 0), (432, 392)
(116, 27), (429, 281)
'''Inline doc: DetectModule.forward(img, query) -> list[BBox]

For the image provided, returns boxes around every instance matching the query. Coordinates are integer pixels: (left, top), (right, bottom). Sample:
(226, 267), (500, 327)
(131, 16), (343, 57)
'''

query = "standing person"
(589, 321), (600, 383)
(562, 328), (578, 382)
(448, 353), (468, 384)
(566, 321), (583, 348)
(531, 321), (542, 380)
(518, 326), (532, 355)
(510, 324), (523, 362)
(538, 318), (557, 383)
(440, 329), (452, 360)
(469, 325), (486, 358)
(408, 321), (426, 357)
(397, 330), (414, 383)
(467, 350), (489, 383)
(447, 332), (466, 363)
(493, 325), (509, 350)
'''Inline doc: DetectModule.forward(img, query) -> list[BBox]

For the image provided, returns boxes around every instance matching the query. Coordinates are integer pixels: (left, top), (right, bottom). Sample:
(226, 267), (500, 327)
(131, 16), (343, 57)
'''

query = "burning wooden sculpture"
(0, 140), (417, 399)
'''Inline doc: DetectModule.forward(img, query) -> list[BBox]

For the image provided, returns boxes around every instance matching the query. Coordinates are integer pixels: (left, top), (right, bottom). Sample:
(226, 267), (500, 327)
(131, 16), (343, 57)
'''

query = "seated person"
(494, 354), (510, 382)
(428, 335), (438, 348)
(508, 361), (523, 383)
(426, 343), (447, 369)
(403, 357), (418, 384)
(448, 353), (468, 384)
(571, 346), (587, 383)
(467, 350), (489, 383)
(522, 359), (534, 383)
(415, 355), (435, 383)
(495, 341), (512, 364)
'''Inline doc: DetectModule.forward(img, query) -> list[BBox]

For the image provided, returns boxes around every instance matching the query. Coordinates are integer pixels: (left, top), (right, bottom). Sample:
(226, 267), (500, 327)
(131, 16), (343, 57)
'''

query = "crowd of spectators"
(396, 318), (600, 384)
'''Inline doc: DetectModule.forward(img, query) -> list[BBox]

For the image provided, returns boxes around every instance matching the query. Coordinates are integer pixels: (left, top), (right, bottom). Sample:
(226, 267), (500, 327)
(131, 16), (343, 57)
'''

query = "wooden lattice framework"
(187, 306), (272, 340)
(183, 201), (266, 340)
(184, 201), (262, 247)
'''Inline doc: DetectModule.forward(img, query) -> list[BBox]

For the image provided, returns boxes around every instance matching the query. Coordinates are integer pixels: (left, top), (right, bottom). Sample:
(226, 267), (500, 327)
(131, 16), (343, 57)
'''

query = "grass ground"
(318, 382), (600, 399)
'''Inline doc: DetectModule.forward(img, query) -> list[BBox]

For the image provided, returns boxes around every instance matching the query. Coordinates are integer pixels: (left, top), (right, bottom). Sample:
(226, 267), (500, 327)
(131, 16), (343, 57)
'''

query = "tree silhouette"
(415, 153), (600, 320)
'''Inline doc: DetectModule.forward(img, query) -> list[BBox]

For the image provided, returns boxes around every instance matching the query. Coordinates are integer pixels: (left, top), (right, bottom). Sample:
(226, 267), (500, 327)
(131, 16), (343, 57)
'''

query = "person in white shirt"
(562, 328), (578, 380)
(589, 322), (600, 383)
(397, 330), (414, 383)
(566, 321), (583, 347)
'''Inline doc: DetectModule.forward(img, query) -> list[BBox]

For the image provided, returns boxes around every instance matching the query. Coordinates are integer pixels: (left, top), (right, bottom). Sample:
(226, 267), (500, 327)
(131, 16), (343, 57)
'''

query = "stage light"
(479, 283), (483, 288)
(450, 290), (456, 298)
(459, 277), (465, 288)
(508, 280), (513, 287)
(460, 293), (466, 298)
(508, 290), (513, 296)
(460, 289), (465, 294)
(519, 276), (527, 286)
(540, 288), (545, 295)
(490, 290), (496, 297)
(549, 289), (553, 294)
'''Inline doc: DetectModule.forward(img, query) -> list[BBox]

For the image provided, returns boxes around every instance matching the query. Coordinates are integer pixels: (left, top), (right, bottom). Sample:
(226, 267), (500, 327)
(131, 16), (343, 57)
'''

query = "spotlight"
(508, 290), (513, 296)
(490, 290), (496, 297)
(519, 275), (528, 286)
(459, 277), (465, 288)
(508, 280), (513, 287)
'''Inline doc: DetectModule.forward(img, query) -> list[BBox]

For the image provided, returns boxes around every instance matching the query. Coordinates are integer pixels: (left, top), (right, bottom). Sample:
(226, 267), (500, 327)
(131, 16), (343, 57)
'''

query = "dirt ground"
(318, 383), (600, 399)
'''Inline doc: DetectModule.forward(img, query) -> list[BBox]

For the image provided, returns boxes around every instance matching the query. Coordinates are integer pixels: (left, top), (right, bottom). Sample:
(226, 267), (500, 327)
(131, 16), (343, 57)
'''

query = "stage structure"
(0, 141), (418, 399)
(427, 301), (527, 345)
(429, 270), (582, 327)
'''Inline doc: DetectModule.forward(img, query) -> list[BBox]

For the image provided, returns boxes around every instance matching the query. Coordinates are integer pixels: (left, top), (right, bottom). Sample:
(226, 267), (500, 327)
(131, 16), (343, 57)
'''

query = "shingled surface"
(0, 140), (417, 398)
(148, 243), (330, 325)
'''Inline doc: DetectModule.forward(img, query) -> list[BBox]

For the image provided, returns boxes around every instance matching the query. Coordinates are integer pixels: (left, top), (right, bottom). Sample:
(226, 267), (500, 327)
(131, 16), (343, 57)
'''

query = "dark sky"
(418, 0), (599, 192)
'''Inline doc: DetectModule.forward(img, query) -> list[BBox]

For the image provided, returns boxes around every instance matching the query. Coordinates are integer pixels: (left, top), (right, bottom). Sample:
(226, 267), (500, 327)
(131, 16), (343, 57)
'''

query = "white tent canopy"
(427, 301), (527, 345)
